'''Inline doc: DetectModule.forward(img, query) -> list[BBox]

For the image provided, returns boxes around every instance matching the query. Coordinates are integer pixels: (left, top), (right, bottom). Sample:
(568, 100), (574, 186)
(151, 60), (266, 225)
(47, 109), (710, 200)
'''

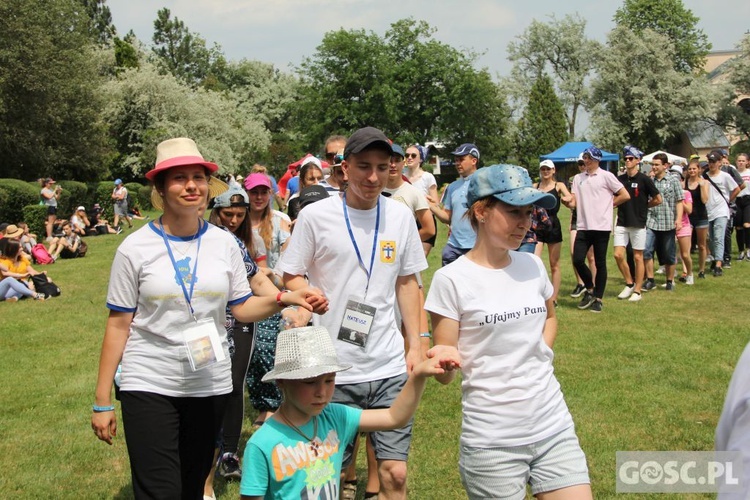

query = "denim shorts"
(459, 426), (590, 500)
(331, 373), (411, 463)
(644, 228), (677, 264)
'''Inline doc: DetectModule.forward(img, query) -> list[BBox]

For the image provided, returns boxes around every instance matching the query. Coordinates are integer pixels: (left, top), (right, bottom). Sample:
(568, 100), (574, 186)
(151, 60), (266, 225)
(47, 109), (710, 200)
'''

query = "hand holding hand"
(412, 345), (461, 377)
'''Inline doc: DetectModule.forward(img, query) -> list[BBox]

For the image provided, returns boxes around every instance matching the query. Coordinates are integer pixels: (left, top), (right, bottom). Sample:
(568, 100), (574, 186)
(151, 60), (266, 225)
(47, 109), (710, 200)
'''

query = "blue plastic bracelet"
(92, 404), (115, 412)
(419, 332), (432, 338)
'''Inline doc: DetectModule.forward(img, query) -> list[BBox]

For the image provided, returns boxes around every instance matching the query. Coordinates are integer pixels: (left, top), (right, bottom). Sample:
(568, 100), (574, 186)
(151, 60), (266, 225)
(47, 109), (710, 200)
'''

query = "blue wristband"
(92, 404), (115, 412)
(419, 332), (432, 338)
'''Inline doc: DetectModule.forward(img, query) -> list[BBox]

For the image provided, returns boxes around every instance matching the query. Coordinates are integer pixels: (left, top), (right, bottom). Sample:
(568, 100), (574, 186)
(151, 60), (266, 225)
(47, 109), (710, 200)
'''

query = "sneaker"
(724, 260), (732, 269)
(642, 280), (656, 292)
(677, 274), (687, 283)
(5, 296), (19, 303)
(628, 292), (642, 302)
(218, 453), (242, 480)
(664, 282), (675, 292)
(685, 275), (694, 285)
(617, 285), (634, 300)
(33, 293), (46, 301)
(116, 227), (123, 235)
(739, 253), (747, 261)
(698, 271), (705, 279)
(577, 291), (596, 310)
(706, 254), (714, 263)
(714, 267), (724, 277)
(570, 284), (585, 298)
(655, 265), (665, 274)
(589, 300), (603, 313)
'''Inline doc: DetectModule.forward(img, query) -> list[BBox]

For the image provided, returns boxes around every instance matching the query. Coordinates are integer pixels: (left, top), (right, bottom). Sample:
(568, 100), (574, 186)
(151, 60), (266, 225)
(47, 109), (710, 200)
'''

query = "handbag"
(30, 274), (61, 298)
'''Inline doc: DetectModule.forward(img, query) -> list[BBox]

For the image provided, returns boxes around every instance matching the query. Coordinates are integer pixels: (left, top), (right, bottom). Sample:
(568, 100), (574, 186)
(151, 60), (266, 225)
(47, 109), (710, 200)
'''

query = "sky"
(108, 0), (749, 79)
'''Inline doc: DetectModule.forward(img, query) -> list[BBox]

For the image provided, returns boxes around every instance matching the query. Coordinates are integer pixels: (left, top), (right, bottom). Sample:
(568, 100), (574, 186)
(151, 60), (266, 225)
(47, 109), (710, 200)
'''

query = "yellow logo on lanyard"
(380, 241), (396, 263)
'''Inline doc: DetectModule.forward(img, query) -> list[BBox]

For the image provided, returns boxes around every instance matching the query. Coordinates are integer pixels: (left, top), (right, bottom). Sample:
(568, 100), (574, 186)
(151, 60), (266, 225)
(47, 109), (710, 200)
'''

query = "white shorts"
(613, 226), (647, 250)
(459, 426), (590, 500)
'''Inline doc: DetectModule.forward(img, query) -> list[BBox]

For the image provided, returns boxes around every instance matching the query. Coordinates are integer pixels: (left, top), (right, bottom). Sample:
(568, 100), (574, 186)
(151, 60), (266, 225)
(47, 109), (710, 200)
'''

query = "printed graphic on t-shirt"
(173, 256), (195, 286)
(380, 240), (396, 263)
(272, 429), (341, 499)
(479, 304), (547, 326)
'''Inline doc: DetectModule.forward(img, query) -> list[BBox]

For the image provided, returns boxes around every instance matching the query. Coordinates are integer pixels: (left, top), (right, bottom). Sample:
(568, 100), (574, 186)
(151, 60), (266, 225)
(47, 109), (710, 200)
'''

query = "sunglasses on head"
(405, 153), (419, 159)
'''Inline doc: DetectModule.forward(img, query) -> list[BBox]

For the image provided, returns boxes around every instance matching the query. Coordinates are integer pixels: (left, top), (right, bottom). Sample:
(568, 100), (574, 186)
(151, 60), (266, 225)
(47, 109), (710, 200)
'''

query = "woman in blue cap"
(425, 164), (592, 500)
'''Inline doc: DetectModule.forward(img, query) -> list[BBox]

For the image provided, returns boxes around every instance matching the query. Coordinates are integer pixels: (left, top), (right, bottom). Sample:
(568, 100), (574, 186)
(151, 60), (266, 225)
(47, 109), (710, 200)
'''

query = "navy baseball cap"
(344, 127), (392, 158)
(451, 143), (480, 159)
(391, 144), (405, 158)
(467, 165), (556, 209)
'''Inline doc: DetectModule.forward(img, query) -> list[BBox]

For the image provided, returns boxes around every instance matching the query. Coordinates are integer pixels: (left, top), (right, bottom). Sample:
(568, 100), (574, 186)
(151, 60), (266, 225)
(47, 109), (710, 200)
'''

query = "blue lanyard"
(342, 193), (380, 297)
(159, 216), (203, 320)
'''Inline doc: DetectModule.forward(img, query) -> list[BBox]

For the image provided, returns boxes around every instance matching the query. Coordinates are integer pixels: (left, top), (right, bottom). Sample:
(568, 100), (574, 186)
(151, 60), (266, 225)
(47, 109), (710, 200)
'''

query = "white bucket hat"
(262, 326), (351, 382)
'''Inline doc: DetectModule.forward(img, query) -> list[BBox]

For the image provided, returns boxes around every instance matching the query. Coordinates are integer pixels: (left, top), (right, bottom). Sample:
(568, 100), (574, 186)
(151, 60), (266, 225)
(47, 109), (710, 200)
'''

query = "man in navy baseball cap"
(427, 142), (481, 266)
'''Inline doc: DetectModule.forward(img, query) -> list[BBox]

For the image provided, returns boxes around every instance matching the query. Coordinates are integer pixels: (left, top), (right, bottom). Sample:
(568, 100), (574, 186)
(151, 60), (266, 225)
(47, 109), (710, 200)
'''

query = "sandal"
(341, 480), (357, 500)
(364, 492), (378, 499)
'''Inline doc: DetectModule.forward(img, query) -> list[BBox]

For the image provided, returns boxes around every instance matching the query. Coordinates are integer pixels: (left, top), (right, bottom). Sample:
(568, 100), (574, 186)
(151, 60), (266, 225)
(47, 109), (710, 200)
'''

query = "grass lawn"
(1, 207), (747, 499)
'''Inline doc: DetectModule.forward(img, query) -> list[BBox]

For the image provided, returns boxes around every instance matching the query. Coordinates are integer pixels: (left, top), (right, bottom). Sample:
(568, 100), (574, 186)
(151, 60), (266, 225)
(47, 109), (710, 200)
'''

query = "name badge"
(338, 298), (377, 348)
(181, 318), (226, 371)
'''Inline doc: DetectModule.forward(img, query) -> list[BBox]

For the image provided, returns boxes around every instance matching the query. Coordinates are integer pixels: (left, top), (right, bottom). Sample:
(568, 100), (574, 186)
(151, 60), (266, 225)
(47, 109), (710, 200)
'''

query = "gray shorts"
(459, 425), (590, 499)
(331, 373), (411, 463)
(114, 202), (128, 217)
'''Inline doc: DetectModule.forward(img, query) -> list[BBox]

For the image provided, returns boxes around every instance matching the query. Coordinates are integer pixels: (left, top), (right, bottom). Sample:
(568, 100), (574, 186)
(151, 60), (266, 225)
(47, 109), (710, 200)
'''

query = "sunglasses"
(625, 157), (635, 161)
(324, 152), (337, 160)
(405, 153), (419, 159)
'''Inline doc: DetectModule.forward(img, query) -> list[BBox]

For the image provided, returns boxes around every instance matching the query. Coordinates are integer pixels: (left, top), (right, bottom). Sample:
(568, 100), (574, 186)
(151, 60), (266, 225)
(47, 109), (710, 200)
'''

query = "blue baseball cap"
(467, 165), (556, 209)
(210, 183), (248, 208)
(391, 144), (405, 158)
(114, 178), (123, 185)
(583, 147), (602, 162)
(451, 143), (480, 159)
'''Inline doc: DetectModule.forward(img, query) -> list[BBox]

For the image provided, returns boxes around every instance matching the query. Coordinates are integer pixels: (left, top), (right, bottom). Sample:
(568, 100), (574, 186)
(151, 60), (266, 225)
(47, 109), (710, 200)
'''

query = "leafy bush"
(124, 182), (144, 209)
(57, 180), (89, 217)
(0, 187), (8, 221)
(0, 179), (41, 223)
(138, 185), (153, 210)
(94, 181), (115, 220)
(21, 205), (47, 237)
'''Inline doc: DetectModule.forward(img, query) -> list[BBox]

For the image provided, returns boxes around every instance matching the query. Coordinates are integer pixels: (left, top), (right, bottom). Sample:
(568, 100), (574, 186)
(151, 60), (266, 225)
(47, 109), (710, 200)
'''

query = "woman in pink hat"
(91, 138), (326, 499)
(244, 172), (293, 428)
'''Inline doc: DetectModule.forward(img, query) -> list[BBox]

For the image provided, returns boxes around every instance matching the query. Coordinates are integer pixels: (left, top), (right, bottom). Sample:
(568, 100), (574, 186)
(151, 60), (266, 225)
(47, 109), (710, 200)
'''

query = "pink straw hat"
(145, 138), (219, 181)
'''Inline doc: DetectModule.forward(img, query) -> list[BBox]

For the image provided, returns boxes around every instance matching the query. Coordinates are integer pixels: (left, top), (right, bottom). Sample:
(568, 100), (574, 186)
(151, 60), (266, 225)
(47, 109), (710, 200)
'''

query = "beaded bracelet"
(92, 404), (115, 412)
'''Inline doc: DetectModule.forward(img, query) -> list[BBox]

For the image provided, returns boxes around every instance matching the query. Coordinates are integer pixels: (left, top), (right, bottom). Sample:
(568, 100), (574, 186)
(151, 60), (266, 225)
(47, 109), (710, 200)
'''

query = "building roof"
(685, 121), (731, 149)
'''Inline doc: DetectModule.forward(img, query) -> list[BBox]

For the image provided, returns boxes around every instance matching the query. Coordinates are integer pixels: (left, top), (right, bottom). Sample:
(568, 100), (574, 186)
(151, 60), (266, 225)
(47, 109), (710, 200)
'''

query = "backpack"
(126, 192), (133, 207)
(31, 273), (61, 298)
(31, 243), (54, 265)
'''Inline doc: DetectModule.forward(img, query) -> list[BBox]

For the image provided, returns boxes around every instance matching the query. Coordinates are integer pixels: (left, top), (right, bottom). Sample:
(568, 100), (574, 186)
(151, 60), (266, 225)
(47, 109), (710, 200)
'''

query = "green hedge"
(0, 179), (41, 223)
(138, 185), (153, 210)
(22, 205), (47, 238)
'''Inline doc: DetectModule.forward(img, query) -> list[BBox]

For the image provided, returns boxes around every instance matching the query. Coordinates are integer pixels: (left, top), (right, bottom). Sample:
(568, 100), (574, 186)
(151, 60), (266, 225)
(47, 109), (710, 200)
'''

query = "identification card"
(182, 318), (225, 371)
(338, 298), (377, 348)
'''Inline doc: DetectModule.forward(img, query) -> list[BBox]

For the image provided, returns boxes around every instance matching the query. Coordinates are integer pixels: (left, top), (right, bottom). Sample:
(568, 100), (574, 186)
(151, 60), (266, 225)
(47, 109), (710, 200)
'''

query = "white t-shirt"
(382, 182), (429, 218)
(106, 221), (253, 397)
(738, 169), (750, 198)
(408, 171), (437, 197)
(705, 171), (738, 221)
(716, 342), (750, 500)
(278, 194), (428, 384)
(424, 253), (573, 448)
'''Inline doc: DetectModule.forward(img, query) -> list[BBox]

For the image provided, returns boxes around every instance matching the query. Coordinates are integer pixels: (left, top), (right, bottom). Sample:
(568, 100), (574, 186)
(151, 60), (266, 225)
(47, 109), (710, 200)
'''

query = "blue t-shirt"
(269, 175), (279, 195)
(444, 174), (476, 249)
(240, 403), (362, 499)
(287, 176), (300, 197)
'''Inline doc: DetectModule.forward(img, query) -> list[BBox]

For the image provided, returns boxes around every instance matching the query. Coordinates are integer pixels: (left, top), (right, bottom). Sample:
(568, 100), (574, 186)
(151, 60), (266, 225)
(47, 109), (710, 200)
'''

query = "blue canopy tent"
(541, 141), (619, 164)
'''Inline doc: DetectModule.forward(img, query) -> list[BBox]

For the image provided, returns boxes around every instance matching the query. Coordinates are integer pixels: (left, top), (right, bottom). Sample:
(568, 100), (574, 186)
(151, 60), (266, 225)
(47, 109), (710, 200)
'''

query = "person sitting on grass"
(239, 326), (460, 500)
(70, 206), (90, 236)
(88, 204), (120, 235)
(48, 222), (82, 259)
(0, 240), (46, 301)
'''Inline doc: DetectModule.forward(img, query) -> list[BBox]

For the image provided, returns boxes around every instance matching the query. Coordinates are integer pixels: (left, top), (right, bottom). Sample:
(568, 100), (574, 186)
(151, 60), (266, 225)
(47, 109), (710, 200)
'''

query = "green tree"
(589, 26), (719, 152)
(515, 74), (568, 175)
(613, 0), (711, 73)
(152, 8), (226, 88)
(507, 14), (600, 139)
(102, 61), (270, 179)
(0, 0), (112, 181)
(113, 32), (139, 70)
(78, 0), (115, 44)
(296, 18), (511, 161)
(717, 35), (750, 141)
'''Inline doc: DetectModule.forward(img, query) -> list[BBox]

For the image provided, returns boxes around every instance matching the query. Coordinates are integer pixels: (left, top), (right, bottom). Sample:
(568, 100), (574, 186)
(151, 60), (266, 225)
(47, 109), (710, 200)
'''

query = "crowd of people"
(84, 131), (749, 500)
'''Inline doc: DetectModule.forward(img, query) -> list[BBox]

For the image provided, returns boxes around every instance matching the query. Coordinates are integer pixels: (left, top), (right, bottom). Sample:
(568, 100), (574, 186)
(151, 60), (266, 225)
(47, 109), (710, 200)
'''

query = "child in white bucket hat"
(239, 326), (460, 499)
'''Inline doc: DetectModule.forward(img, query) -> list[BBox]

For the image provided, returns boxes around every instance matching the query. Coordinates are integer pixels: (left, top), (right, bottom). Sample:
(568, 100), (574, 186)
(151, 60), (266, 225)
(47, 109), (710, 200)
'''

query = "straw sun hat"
(147, 137), (227, 211)
(262, 326), (351, 382)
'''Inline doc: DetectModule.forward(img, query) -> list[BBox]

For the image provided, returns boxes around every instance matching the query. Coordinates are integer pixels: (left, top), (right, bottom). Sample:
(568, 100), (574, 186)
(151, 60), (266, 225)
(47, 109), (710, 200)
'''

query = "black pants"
(120, 391), (229, 500)
(573, 230), (610, 299)
(222, 322), (254, 454)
